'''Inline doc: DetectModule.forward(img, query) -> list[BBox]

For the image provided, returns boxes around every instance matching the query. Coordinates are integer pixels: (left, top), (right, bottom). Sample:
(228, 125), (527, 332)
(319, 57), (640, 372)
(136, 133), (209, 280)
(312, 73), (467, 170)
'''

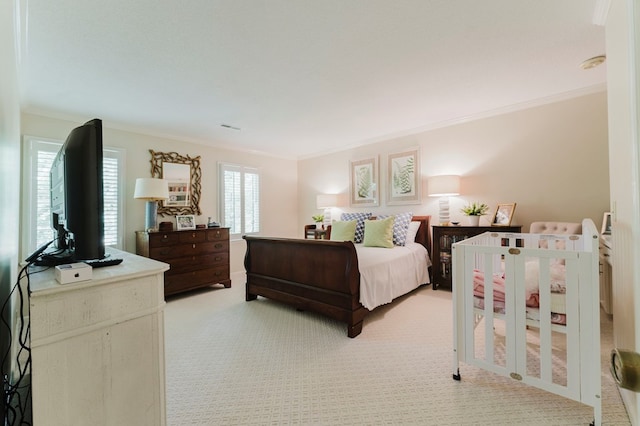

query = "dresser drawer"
(164, 266), (230, 295)
(207, 228), (229, 241)
(178, 230), (206, 243)
(149, 232), (180, 246)
(210, 240), (229, 253)
(150, 241), (219, 260)
(165, 252), (230, 274)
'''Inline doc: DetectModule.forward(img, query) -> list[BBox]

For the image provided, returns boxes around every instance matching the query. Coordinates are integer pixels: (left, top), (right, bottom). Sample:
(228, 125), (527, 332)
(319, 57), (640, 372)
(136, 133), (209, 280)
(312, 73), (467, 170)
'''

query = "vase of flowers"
(460, 202), (489, 226)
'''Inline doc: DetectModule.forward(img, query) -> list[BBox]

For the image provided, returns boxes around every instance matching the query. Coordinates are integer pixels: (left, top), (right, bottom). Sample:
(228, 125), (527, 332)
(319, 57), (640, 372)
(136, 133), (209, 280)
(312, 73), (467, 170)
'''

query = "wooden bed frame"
(243, 216), (431, 337)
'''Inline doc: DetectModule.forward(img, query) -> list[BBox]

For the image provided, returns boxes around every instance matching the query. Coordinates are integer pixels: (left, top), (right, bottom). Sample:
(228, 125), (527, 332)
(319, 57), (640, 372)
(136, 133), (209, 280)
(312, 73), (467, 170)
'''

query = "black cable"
(1, 260), (46, 426)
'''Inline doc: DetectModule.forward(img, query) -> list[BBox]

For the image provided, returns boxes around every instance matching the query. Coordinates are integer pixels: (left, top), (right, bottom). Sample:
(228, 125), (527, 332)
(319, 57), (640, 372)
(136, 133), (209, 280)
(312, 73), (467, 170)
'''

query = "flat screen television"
(41, 118), (105, 264)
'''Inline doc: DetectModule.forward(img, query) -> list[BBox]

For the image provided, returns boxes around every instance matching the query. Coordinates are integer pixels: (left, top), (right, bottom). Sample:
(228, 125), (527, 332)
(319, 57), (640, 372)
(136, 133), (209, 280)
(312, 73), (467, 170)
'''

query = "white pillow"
(405, 221), (421, 243)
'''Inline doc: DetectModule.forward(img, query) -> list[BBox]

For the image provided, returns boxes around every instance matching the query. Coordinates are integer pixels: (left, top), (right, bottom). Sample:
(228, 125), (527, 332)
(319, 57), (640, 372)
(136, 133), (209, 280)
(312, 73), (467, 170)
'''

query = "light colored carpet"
(164, 271), (630, 425)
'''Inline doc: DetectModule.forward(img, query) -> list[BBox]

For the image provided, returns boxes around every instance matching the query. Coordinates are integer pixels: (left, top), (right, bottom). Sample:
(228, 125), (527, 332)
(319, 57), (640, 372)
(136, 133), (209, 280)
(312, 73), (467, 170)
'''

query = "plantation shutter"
(219, 163), (260, 237)
(29, 139), (124, 252)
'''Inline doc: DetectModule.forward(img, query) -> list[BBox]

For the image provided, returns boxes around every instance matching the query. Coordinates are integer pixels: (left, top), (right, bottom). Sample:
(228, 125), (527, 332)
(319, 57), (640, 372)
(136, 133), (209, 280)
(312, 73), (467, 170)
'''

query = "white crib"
(452, 219), (601, 425)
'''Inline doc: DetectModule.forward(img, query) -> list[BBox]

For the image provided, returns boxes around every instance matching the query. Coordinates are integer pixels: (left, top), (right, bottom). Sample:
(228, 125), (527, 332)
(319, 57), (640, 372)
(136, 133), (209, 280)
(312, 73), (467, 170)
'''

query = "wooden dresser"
(136, 227), (231, 296)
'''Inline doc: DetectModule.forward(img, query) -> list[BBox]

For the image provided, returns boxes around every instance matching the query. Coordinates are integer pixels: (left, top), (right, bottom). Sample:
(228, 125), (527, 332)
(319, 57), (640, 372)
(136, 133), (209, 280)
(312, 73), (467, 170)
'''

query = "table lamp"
(134, 178), (169, 231)
(316, 194), (339, 228)
(427, 175), (460, 225)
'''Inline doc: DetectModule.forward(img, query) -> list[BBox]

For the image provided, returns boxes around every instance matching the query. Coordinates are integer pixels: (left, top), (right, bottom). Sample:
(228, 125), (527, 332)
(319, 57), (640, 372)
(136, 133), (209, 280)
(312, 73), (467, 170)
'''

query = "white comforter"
(356, 242), (431, 310)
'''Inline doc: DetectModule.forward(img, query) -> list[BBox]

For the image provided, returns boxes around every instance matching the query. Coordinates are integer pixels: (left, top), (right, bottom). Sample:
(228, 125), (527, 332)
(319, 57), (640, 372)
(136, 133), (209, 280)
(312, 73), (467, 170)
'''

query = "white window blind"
(26, 138), (124, 253)
(219, 163), (260, 238)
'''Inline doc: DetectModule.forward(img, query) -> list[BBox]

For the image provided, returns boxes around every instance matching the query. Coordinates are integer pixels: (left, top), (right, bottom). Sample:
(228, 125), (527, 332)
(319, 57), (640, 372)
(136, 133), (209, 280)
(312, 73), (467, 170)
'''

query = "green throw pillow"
(363, 216), (394, 248)
(330, 220), (357, 241)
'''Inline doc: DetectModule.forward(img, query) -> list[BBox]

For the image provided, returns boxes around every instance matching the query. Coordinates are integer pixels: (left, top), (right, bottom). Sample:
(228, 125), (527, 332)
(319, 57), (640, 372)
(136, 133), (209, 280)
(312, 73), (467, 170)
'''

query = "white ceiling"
(19, 0), (607, 159)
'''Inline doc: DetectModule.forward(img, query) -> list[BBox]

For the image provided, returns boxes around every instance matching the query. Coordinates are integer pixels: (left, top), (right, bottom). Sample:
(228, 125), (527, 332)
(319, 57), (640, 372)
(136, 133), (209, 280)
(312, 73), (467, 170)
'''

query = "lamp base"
(145, 201), (159, 232)
(438, 197), (450, 226)
(323, 208), (332, 228)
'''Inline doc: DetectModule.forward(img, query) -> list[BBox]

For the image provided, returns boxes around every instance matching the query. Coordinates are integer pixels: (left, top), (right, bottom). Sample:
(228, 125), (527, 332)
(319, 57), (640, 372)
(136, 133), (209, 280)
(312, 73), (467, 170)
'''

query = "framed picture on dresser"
(176, 214), (196, 230)
(492, 203), (516, 226)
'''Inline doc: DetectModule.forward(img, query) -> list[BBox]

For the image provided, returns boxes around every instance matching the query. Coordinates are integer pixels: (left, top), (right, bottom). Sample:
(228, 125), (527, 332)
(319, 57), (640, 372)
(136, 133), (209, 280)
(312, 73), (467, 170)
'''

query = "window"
(23, 137), (125, 254)
(219, 163), (260, 238)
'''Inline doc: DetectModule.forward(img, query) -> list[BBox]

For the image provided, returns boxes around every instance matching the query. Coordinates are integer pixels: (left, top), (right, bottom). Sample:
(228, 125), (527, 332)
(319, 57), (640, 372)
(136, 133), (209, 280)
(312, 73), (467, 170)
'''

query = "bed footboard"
(243, 236), (366, 337)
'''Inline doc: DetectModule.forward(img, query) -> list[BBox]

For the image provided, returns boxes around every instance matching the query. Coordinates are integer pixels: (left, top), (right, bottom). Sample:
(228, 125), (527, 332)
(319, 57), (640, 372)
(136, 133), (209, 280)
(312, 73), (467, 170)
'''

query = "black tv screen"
(49, 118), (105, 262)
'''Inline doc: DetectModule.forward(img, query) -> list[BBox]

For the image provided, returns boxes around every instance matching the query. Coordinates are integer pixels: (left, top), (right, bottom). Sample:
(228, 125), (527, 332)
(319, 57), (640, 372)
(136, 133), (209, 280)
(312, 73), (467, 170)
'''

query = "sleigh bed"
(452, 219), (602, 425)
(243, 215), (431, 337)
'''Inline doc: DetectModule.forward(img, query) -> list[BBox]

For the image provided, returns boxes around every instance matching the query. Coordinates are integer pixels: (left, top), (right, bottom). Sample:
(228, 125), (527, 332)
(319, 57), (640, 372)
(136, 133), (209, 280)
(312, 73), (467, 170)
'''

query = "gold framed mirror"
(149, 150), (202, 216)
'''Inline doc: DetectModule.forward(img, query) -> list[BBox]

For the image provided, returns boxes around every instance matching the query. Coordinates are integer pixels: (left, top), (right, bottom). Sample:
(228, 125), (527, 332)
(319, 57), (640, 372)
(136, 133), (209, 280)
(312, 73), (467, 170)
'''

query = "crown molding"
(592, 0), (611, 26)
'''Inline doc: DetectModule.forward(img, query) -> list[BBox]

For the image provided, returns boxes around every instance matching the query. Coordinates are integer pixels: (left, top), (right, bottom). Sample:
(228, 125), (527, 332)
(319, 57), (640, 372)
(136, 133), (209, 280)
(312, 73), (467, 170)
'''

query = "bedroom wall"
(1, 0), (23, 420)
(20, 113), (299, 274)
(297, 91), (610, 235)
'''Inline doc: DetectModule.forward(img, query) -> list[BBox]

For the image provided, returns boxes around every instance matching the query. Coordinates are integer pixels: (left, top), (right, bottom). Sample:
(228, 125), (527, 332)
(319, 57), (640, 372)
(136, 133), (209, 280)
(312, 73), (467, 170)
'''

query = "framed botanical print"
(349, 156), (379, 207)
(387, 148), (421, 205)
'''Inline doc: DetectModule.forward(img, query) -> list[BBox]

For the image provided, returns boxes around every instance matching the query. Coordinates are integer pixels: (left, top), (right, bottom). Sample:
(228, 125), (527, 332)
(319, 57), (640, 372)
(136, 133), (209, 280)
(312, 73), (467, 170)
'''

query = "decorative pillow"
(363, 217), (394, 248)
(340, 212), (372, 243)
(405, 221), (421, 244)
(329, 220), (357, 242)
(377, 212), (413, 246)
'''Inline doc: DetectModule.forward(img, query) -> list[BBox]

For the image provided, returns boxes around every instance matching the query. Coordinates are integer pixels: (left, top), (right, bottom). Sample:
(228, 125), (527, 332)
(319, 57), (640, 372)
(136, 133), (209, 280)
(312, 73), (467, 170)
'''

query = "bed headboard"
(411, 215), (431, 255)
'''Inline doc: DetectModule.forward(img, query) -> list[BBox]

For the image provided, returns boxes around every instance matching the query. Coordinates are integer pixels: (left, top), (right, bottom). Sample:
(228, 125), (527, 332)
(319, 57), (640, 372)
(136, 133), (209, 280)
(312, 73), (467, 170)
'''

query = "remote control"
(84, 258), (123, 268)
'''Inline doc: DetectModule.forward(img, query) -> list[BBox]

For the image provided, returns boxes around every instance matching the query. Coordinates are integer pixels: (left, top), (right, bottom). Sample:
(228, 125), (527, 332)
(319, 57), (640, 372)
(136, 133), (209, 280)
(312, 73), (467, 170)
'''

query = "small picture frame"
(601, 212), (612, 235)
(492, 203), (516, 226)
(176, 214), (196, 230)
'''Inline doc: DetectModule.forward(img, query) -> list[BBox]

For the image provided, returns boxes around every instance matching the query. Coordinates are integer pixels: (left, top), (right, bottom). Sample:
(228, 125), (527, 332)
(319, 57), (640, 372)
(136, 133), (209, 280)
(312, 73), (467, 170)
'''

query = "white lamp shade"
(427, 175), (460, 197)
(134, 178), (169, 200)
(316, 194), (339, 209)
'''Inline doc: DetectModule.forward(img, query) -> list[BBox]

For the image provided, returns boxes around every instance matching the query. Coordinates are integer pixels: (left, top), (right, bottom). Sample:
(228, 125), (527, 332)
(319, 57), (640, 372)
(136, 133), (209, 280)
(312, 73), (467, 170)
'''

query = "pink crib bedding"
(472, 261), (567, 326)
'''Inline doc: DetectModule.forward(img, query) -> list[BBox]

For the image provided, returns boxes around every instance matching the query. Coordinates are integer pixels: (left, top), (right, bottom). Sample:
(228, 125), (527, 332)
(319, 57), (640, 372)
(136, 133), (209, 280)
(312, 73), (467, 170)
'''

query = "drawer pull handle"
(192, 244), (196, 249)
(215, 243), (223, 249)
(192, 232), (196, 238)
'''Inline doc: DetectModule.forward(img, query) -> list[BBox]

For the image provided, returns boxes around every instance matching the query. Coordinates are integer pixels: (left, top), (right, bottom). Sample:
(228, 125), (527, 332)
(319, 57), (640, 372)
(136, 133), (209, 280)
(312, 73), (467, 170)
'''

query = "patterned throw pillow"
(340, 212), (372, 243)
(377, 212), (413, 246)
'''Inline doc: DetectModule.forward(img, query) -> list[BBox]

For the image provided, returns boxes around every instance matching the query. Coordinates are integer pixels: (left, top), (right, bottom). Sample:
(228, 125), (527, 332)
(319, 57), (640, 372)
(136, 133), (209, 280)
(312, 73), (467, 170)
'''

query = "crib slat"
(538, 259), (553, 383)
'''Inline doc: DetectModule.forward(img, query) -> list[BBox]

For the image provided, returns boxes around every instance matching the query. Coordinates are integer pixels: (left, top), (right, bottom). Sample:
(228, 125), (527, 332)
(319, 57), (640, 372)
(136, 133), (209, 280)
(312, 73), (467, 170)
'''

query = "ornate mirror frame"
(149, 149), (202, 216)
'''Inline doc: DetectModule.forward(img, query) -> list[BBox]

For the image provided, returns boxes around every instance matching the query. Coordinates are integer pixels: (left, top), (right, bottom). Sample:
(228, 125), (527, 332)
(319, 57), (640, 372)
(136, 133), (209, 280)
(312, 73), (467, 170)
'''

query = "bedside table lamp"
(316, 194), (339, 228)
(134, 178), (169, 231)
(428, 175), (460, 225)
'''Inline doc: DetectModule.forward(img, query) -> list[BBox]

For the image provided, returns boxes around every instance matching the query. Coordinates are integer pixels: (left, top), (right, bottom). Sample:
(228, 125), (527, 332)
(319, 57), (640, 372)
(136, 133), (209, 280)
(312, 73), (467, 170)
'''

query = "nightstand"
(304, 224), (328, 239)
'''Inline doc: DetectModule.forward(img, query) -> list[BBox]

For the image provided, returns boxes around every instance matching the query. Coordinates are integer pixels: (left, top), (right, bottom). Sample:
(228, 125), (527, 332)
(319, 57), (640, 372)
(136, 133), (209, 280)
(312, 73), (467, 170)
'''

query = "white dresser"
(29, 249), (169, 426)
